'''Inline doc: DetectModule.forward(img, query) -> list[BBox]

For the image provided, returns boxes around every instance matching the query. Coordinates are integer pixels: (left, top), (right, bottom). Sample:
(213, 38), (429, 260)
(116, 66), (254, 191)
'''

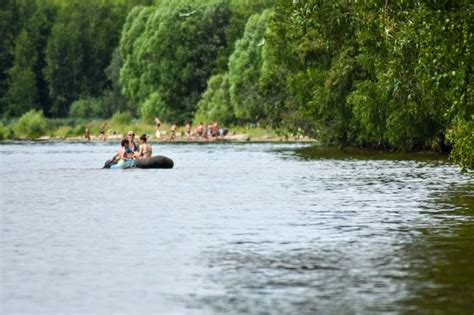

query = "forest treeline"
(0, 0), (472, 169)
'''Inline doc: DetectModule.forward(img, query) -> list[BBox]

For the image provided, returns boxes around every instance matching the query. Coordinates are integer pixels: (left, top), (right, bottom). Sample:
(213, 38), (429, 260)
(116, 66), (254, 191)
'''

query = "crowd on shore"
(87, 117), (229, 142)
(153, 117), (229, 141)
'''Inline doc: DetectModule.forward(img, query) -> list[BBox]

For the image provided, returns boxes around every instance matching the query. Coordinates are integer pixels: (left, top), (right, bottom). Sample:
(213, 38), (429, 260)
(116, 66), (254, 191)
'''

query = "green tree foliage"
(214, 0), (276, 73)
(119, 0), (232, 122)
(350, 0), (473, 151)
(228, 10), (272, 122)
(27, 5), (56, 114)
(44, 1), (128, 117)
(446, 116), (474, 171)
(0, 0), (22, 116)
(5, 5), (55, 117)
(118, 5), (154, 116)
(111, 111), (133, 125)
(195, 73), (233, 124)
(259, 0), (473, 168)
(261, 0), (362, 143)
(196, 10), (272, 124)
(69, 97), (105, 119)
(259, 0), (330, 133)
(0, 122), (9, 140)
(102, 48), (131, 117)
(5, 30), (38, 117)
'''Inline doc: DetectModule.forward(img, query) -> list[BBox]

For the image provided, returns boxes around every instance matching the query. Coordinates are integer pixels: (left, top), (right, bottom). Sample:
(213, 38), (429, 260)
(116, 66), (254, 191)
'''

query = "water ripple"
(1, 142), (472, 314)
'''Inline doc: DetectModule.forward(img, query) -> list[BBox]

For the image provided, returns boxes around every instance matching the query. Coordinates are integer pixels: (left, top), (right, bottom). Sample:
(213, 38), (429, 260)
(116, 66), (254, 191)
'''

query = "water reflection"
(397, 184), (474, 313)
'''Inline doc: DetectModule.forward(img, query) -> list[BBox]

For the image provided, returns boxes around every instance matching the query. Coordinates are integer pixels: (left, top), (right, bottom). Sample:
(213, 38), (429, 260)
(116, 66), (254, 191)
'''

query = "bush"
(111, 111), (133, 125)
(0, 123), (9, 140)
(52, 126), (73, 138)
(13, 110), (48, 139)
(71, 124), (87, 137)
(446, 117), (474, 171)
(69, 97), (105, 119)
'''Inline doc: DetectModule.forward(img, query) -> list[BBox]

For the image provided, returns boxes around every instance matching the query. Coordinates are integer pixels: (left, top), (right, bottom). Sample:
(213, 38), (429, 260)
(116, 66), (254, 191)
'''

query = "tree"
(44, 8), (83, 117)
(26, 5), (55, 115)
(228, 10), (272, 122)
(102, 48), (131, 117)
(5, 30), (37, 116)
(195, 73), (233, 124)
(44, 1), (128, 117)
(0, 0), (21, 116)
(119, 0), (232, 122)
(259, 0), (473, 162)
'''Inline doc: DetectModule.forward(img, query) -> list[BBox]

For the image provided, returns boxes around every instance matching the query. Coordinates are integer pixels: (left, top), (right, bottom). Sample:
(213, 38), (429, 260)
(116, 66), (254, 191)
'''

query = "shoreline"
(2, 134), (317, 143)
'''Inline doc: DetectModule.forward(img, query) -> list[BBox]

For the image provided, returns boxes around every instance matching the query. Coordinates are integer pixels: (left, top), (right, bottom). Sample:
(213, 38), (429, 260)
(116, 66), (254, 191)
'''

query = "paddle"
(103, 159), (116, 169)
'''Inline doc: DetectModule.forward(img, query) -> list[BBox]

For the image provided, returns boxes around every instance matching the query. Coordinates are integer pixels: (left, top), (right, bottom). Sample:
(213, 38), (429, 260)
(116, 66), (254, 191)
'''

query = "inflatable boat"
(104, 155), (174, 169)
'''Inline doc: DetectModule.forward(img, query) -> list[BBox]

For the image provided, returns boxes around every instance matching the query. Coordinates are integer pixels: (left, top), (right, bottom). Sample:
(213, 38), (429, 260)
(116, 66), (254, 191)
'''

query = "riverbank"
(16, 133), (317, 143)
(0, 111), (314, 143)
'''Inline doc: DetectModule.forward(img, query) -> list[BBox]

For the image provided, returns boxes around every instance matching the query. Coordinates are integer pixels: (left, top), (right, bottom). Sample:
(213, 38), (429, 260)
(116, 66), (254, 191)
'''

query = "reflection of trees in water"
(397, 183), (474, 313)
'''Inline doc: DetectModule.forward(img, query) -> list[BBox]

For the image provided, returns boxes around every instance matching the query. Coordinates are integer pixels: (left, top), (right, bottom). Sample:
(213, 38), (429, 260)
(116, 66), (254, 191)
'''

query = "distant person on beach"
(206, 123), (213, 140)
(99, 123), (107, 141)
(154, 116), (161, 138)
(84, 128), (91, 141)
(185, 121), (191, 140)
(196, 122), (204, 139)
(110, 138), (135, 169)
(211, 121), (219, 138)
(170, 123), (177, 141)
(136, 134), (152, 159)
(219, 127), (229, 137)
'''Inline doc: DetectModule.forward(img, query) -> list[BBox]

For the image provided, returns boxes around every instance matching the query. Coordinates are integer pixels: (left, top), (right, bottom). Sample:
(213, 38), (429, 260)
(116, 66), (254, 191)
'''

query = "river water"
(1, 142), (473, 314)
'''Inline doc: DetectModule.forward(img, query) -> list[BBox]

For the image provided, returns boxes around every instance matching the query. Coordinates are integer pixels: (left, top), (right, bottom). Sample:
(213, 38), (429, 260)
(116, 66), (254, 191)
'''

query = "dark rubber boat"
(104, 155), (174, 169)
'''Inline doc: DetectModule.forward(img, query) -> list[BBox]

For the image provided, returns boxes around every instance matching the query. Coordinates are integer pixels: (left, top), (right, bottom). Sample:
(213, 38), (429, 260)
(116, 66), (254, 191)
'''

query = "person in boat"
(110, 138), (135, 169)
(109, 131), (138, 162)
(126, 131), (138, 153)
(135, 134), (153, 159)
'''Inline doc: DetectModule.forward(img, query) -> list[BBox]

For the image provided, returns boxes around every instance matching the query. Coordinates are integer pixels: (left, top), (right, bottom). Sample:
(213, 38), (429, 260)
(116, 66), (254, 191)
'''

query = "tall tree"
(120, 0), (232, 122)
(5, 5), (55, 117)
(27, 5), (55, 115)
(44, 1), (127, 117)
(44, 6), (83, 117)
(5, 30), (37, 116)
(228, 10), (272, 123)
(0, 0), (21, 116)
(195, 73), (233, 124)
